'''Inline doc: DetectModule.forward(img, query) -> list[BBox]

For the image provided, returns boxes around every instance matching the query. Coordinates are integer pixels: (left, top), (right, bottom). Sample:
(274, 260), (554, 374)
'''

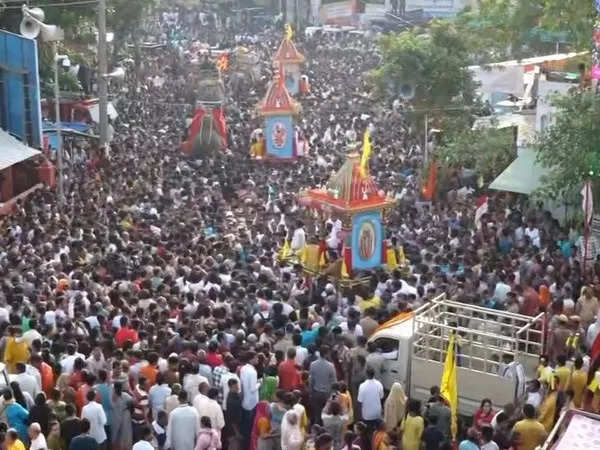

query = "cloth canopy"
(489, 148), (549, 195)
(88, 102), (118, 123)
(0, 130), (41, 171)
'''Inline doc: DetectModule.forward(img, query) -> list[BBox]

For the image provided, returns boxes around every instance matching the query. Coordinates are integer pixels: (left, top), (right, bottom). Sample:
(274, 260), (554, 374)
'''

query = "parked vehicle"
(368, 295), (545, 415)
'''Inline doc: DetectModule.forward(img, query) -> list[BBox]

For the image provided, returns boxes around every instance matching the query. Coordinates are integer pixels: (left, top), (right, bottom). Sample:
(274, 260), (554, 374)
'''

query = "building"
(0, 30), (44, 210)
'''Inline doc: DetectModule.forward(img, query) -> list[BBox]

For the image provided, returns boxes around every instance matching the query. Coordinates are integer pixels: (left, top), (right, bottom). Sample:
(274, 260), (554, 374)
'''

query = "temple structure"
(257, 68), (300, 161)
(273, 30), (305, 95)
(297, 146), (396, 279)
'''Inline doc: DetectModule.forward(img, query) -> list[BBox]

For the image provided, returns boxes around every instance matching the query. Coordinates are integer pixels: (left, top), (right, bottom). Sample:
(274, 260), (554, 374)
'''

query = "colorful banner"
(351, 211), (383, 270)
(265, 114), (294, 159)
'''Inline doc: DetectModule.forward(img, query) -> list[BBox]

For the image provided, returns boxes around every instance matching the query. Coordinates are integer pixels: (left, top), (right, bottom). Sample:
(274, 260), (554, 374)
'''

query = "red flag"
(212, 108), (227, 146)
(188, 107), (206, 140)
(591, 331), (600, 364)
(475, 195), (489, 229)
(343, 246), (353, 277)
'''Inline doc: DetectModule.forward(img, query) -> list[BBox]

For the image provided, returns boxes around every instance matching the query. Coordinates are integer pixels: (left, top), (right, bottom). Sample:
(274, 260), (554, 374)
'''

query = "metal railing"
(412, 295), (545, 376)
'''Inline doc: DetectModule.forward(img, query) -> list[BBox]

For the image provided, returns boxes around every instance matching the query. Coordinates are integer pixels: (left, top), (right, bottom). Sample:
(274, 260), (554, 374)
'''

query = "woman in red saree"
(250, 401), (275, 450)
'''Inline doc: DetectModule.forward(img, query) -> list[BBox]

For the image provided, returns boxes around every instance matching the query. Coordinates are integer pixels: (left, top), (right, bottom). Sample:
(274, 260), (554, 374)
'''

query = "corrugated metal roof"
(0, 129), (41, 171)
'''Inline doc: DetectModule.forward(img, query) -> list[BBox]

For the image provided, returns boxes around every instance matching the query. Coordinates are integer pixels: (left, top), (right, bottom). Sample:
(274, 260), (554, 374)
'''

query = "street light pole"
(98, 0), (108, 150)
(52, 42), (63, 206)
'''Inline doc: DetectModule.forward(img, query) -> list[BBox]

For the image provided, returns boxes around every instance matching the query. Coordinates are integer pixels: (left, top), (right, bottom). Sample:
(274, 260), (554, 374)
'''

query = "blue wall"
(265, 114), (294, 159)
(0, 30), (42, 148)
(352, 211), (383, 270)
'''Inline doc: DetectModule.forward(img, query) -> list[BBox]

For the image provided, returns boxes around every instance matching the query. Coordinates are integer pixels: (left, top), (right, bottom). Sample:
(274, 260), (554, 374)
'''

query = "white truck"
(368, 295), (545, 415)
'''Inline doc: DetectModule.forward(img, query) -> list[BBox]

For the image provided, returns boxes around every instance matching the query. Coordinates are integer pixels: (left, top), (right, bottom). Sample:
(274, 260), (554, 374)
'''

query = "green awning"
(489, 148), (549, 195)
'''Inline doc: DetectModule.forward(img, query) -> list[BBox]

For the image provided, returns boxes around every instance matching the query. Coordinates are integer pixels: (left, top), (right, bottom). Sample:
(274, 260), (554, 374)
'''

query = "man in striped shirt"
(132, 376), (150, 441)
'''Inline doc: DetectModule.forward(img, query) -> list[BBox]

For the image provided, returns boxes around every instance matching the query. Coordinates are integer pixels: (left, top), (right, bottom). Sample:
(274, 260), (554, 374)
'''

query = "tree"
(372, 20), (478, 110)
(0, 1), (96, 37)
(108, 0), (157, 67)
(535, 91), (600, 199)
(456, 0), (593, 64)
(436, 122), (516, 182)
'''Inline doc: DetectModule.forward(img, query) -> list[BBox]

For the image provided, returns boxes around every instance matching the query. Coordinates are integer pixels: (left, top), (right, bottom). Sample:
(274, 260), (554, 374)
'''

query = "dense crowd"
(0, 4), (600, 450)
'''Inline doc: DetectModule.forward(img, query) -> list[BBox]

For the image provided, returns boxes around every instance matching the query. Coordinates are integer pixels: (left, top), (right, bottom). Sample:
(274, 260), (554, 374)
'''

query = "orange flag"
(422, 161), (437, 201)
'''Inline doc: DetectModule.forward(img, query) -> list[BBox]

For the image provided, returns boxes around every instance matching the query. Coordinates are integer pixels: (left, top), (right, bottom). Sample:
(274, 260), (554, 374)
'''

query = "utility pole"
(52, 42), (63, 206)
(98, 0), (108, 150)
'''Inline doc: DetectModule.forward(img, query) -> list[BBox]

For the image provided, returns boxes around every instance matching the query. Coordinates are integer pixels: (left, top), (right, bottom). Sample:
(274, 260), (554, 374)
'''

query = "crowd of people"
(1, 4), (600, 450)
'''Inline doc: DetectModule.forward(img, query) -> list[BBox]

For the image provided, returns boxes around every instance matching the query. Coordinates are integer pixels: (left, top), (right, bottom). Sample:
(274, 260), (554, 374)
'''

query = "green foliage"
(436, 122), (515, 182)
(372, 20), (478, 110)
(108, 0), (157, 65)
(457, 0), (593, 63)
(535, 91), (600, 199)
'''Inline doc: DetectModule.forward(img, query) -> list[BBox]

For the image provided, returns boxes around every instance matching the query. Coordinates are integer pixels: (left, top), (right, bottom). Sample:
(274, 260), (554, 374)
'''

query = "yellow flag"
(341, 259), (349, 278)
(440, 333), (458, 440)
(285, 23), (294, 41)
(299, 245), (308, 264)
(386, 248), (398, 270)
(278, 239), (290, 261)
(319, 250), (327, 268)
(359, 129), (372, 178)
(398, 245), (406, 266)
(588, 371), (600, 392)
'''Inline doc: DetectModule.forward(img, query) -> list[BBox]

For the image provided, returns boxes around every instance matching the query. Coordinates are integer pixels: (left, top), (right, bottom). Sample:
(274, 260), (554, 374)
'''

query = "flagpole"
(583, 179), (591, 273)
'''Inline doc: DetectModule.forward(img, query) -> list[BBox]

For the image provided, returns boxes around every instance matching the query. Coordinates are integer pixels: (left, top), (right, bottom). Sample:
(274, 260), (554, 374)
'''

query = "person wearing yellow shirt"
(554, 355), (571, 392)
(538, 380), (559, 432)
(358, 295), (381, 313)
(3, 327), (30, 374)
(5, 429), (26, 450)
(512, 404), (547, 450)
(401, 399), (424, 450)
(570, 356), (588, 408)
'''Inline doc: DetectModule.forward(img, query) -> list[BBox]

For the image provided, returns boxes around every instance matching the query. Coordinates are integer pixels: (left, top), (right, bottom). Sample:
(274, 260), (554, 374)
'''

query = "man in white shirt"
(220, 371), (240, 411)
(166, 391), (200, 450)
(357, 367), (384, 422)
(22, 320), (42, 348)
(193, 387), (224, 435)
(293, 334), (309, 367)
(183, 370), (209, 403)
(81, 389), (107, 445)
(132, 425), (155, 450)
(28, 422), (47, 450)
(15, 363), (39, 400)
(240, 352), (260, 448)
(290, 221), (306, 253)
(59, 343), (85, 374)
(525, 223), (540, 248)
(86, 346), (107, 377)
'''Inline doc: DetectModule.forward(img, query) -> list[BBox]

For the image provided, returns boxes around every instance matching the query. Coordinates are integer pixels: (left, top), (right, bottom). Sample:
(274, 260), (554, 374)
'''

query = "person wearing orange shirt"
(31, 354), (54, 397)
(139, 353), (159, 387)
(69, 359), (86, 390)
(539, 284), (551, 309)
(75, 371), (94, 415)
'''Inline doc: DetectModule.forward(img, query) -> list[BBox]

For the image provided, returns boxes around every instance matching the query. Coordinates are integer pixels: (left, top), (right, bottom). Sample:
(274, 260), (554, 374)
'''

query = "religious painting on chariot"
(282, 64), (301, 94)
(351, 211), (383, 270)
(265, 115), (294, 158)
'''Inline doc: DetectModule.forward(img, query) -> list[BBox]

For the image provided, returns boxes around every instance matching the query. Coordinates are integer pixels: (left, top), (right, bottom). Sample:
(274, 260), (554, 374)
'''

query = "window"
(371, 337), (399, 354)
